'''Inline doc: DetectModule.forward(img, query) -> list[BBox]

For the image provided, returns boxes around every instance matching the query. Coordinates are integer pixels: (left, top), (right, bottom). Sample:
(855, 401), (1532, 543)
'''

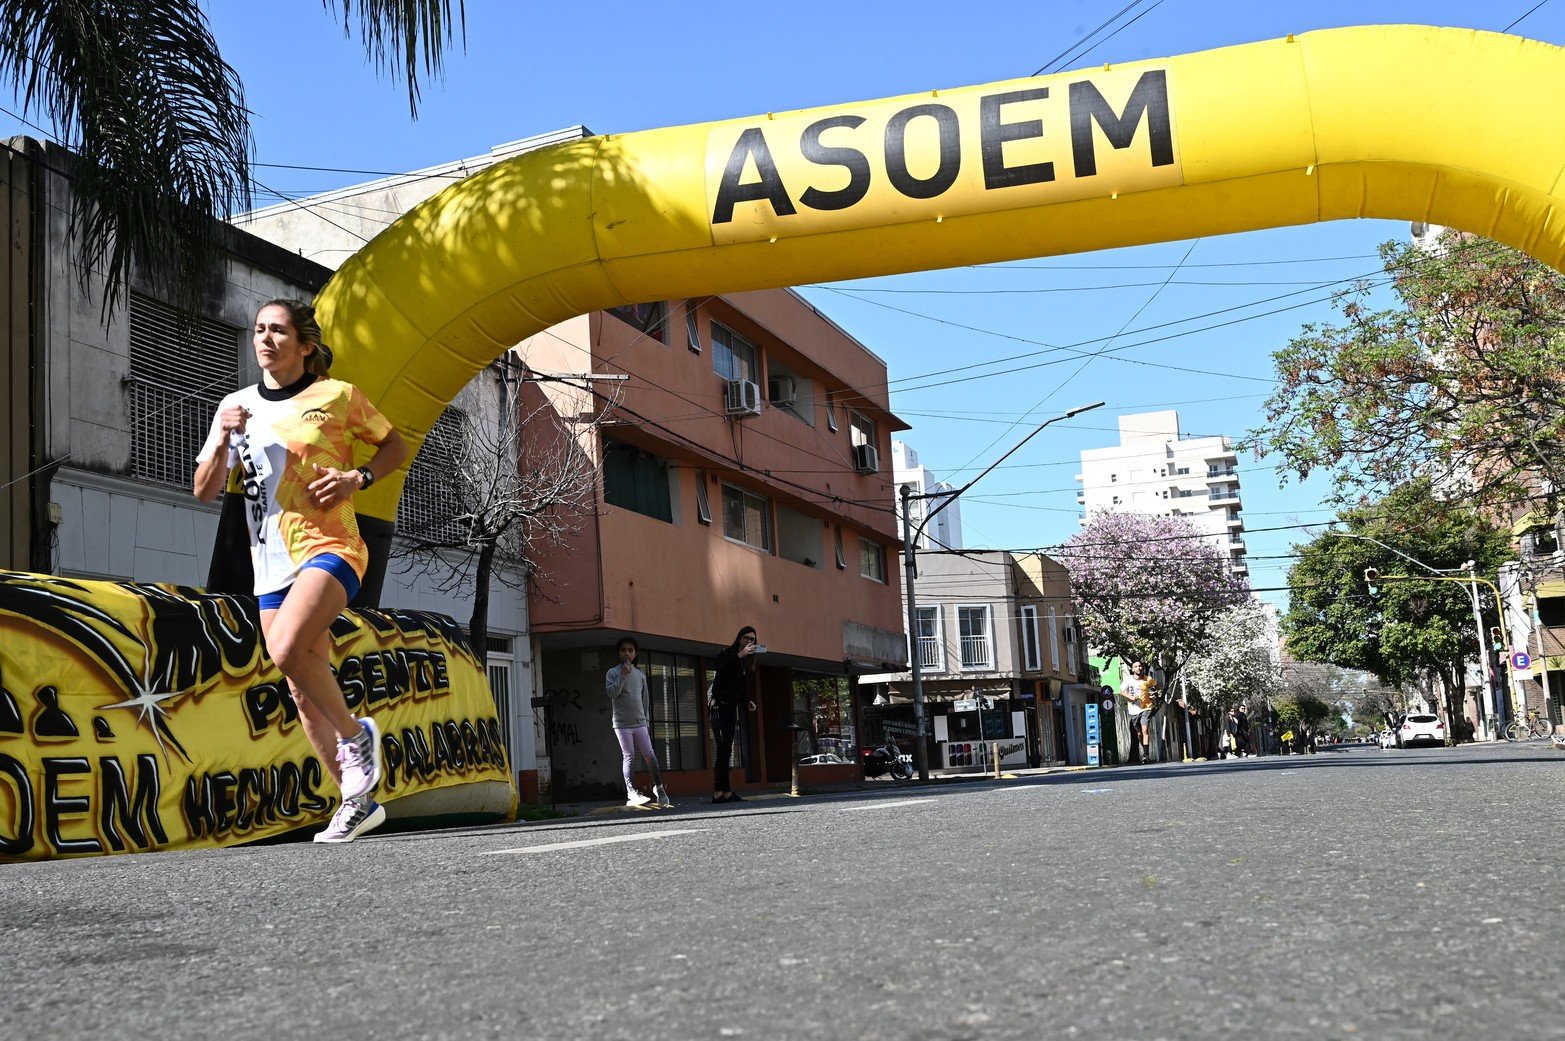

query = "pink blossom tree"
(1058, 511), (1250, 689)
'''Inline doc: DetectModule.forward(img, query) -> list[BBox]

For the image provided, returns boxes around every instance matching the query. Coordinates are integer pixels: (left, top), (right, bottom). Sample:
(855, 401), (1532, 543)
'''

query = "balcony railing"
(1208, 489), (1241, 502)
(960, 636), (992, 669)
(916, 635), (942, 669)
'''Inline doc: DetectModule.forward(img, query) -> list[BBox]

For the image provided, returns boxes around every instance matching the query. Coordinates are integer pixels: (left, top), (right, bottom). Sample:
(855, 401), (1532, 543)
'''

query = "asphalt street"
(6, 741), (1565, 1041)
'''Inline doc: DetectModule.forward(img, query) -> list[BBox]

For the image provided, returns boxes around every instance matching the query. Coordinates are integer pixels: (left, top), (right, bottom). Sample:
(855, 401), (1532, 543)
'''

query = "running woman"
(194, 299), (408, 842)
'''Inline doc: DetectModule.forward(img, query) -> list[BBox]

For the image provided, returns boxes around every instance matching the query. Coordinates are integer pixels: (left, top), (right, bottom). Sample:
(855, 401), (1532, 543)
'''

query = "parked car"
(797, 752), (851, 765)
(1376, 728), (1397, 749)
(1397, 713), (1446, 748)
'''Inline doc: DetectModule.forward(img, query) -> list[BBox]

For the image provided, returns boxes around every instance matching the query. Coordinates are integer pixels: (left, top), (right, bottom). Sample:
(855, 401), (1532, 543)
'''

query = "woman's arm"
(307, 429), (411, 508)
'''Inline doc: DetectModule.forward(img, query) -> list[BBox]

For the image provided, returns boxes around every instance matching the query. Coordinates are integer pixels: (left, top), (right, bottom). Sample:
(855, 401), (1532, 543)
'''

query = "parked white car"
(1397, 713), (1446, 748)
(1376, 728), (1397, 749)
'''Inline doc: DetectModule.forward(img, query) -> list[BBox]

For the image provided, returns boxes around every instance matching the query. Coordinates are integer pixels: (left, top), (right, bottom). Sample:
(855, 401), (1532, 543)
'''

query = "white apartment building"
(892, 441), (964, 550)
(1075, 410), (1248, 578)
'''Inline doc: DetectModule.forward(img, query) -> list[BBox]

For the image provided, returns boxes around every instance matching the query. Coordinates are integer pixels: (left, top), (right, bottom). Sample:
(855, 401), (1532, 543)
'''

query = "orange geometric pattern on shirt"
(269, 380), (391, 580)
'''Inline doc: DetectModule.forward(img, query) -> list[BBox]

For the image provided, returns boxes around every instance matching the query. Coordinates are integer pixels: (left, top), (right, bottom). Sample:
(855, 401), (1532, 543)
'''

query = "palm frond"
(324, 0), (466, 116)
(0, 0), (251, 321)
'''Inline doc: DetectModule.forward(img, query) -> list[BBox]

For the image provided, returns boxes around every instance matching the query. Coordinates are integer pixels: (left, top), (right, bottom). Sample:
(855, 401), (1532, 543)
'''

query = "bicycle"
(1503, 709), (1553, 742)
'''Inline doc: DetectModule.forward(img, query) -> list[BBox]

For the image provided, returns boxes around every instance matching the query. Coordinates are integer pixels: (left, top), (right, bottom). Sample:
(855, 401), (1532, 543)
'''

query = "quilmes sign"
(707, 66), (1180, 243)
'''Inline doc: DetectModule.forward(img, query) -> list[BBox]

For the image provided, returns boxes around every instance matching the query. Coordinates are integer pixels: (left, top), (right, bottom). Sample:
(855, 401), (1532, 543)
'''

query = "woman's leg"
(631, 725), (663, 789)
(614, 727), (637, 793)
(712, 715), (734, 793)
(262, 568), (370, 796)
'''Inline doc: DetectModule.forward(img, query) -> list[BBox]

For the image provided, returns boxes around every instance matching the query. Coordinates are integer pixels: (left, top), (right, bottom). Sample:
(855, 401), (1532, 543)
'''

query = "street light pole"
(899, 400), (1105, 781)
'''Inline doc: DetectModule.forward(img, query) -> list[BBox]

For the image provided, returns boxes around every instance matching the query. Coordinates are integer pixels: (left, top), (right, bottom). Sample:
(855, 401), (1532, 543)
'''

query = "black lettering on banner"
(485, 718), (510, 772)
(98, 754), (167, 852)
(980, 88), (1054, 190)
(0, 753), (35, 856)
(884, 104), (961, 200)
(234, 769), (257, 831)
(43, 757), (101, 855)
(432, 653), (449, 691)
(301, 757), (329, 813)
(431, 721), (453, 773)
(1069, 69), (1173, 178)
(444, 721), (466, 771)
(244, 681), (299, 735)
(798, 115), (871, 211)
(210, 771), (238, 833)
(336, 656), (366, 711)
(460, 720), (482, 770)
(402, 725), (433, 783)
(711, 127), (798, 225)
(184, 773), (217, 838)
(363, 653), (388, 706)
(382, 732), (405, 788)
(276, 761), (302, 818)
(381, 649), (411, 698)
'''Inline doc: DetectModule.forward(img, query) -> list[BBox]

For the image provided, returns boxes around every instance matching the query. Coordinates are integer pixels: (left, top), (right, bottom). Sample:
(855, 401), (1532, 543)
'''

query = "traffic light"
(1490, 626), (1503, 645)
(1363, 567), (1381, 596)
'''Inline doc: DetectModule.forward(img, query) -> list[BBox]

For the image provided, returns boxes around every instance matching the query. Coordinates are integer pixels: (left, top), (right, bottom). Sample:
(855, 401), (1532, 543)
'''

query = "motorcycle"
(862, 741), (914, 781)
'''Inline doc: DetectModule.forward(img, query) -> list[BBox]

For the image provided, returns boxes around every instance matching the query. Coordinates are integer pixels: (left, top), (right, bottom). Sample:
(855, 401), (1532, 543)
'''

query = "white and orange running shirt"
(197, 375), (394, 596)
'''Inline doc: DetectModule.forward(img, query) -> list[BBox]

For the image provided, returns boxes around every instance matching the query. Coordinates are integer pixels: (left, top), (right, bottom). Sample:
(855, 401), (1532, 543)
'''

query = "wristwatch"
(357, 466), (375, 489)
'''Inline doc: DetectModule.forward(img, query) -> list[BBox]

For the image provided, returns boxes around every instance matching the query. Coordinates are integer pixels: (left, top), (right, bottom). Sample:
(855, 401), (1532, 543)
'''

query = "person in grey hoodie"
(605, 636), (671, 808)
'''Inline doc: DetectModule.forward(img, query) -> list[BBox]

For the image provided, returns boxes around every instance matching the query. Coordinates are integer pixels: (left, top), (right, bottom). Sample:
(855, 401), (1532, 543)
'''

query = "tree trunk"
(469, 539), (497, 668)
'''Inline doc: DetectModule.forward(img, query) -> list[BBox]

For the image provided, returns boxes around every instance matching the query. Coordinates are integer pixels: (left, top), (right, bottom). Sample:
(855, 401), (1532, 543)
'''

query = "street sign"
(1101, 698), (1115, 711)
(953, 698), (978, 712)
(1512, 651), (1532, 670)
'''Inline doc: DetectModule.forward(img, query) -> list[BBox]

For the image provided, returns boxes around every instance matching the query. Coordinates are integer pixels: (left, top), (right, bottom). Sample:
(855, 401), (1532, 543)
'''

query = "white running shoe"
(626, 789), (652, 807)
(654, 785), (674, 809)
(314, 796), (386, 843)
(338, 717), (383, 800)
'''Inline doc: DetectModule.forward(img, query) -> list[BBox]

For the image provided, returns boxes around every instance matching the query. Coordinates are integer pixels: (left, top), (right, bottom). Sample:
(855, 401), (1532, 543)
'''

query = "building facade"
(892, 440), (963, 550)
(863, 550), (1089, 770)
(1076, 410), (1248, 579)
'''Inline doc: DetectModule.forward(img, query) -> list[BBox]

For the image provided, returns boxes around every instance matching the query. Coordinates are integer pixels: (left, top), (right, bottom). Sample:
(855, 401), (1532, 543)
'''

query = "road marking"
(479, 829), (705, 856)
(1081, 788), (1116, 794)
(835, 798), (937, 812)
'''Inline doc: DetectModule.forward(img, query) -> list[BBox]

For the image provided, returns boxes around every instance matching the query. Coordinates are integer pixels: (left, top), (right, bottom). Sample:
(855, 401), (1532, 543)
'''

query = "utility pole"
(899, 401), (1105, 781)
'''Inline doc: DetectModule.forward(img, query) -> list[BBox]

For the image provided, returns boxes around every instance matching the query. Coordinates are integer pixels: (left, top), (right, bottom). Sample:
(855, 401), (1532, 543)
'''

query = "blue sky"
(7, 0), (1564, 607)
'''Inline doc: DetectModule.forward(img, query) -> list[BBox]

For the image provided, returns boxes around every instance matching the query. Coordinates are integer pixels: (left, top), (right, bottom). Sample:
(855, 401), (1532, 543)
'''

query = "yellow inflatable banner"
(0, 571), (512, 861)
(317, 25), (1565, 534)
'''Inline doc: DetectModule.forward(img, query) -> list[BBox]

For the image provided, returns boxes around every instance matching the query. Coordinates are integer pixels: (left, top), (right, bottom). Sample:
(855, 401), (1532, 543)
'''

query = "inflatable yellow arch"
(322, 23), (1565, 532)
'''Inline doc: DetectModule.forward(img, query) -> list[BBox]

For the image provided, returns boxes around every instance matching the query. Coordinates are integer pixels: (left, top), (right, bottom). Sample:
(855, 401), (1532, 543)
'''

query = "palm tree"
(0, 0), (463, 319)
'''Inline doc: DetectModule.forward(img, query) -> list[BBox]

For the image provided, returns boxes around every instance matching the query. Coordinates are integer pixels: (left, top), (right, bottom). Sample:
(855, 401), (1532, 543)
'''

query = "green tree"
(1282, 479), (1510, 726)
(0, 0), (464, 318)
(1250, 231), (1565, 512)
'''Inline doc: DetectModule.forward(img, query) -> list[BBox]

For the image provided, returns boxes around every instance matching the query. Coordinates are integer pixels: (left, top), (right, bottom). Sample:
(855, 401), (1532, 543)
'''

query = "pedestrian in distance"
(1222, 707), (1241, 759)
(193, 299), (408, 843)
(1119, 660), (1157, 764)
(1233, 705), (1250, 757)
(605, 636), (672, 808)
(709, 626), (760, 803)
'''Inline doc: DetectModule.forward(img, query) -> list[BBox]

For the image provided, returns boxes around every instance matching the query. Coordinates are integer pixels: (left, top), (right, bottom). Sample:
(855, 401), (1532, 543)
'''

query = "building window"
(399, 405), (470, 542)
(792, 675), (857, 764)
(859, 538), (886, 582)
(849, 410), (875, 448)
(914, 605), (943, 670)
(835, 527), (846, 569)
(722, 483), (772, 550)
(641, 651), (705, 771)
(603, 438), (673, 522)
(958, 605), (993, 670)
(825, 396), (839, 431)
(695, 473), (712, 525)
(1047, 606), (1060, 669)
(686, 304), (703, 353)
(1020, 604), (1041, 671)
(711, 321), (757, 383)
(606, 301), (668, 343)
(127, 294), (241, 488)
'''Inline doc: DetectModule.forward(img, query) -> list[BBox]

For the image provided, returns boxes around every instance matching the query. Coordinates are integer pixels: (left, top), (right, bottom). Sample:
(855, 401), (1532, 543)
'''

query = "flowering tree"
(1058, 511), (1249, 684)
(1182, 599), (1282, 713)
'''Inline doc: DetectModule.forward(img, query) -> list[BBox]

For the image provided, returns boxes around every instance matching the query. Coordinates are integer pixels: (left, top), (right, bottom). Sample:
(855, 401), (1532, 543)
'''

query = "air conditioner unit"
(853, 443), (880, 474)
(768, 375), (797, 407)
(724, 379), (762, 418)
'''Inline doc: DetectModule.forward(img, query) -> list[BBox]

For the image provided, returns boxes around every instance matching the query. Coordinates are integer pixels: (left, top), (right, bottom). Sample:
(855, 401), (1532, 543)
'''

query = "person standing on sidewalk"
(709, 626), (759, 803)
(605, 637), (672, 808)
(193, 299), (408, 843)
